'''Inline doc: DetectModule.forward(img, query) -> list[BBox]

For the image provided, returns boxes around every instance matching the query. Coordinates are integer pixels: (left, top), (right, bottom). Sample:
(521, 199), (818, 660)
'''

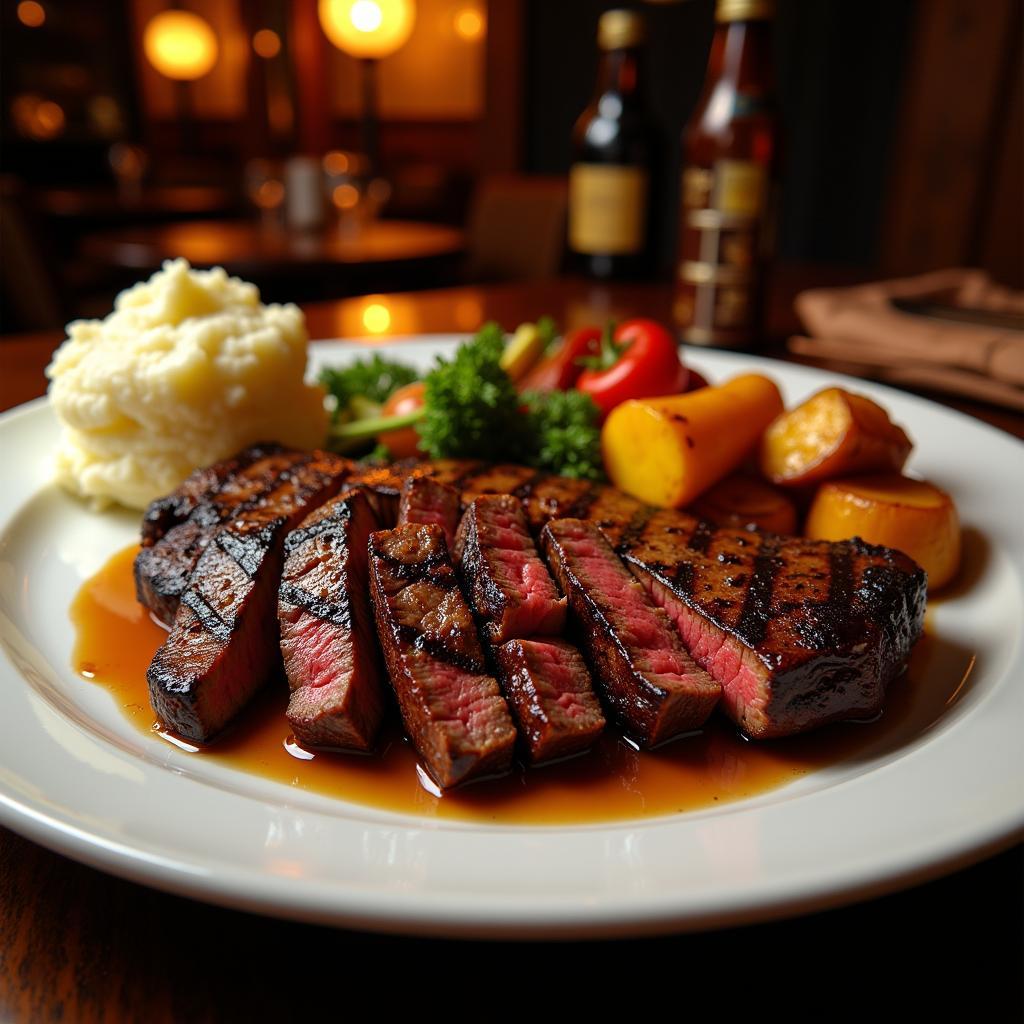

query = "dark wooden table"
(82, 218), (465, 270)
(1, 278), (1021, 1020)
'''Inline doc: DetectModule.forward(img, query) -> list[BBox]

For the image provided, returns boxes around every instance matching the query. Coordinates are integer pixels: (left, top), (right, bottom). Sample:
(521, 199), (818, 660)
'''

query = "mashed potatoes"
(46, 259), (328, 510)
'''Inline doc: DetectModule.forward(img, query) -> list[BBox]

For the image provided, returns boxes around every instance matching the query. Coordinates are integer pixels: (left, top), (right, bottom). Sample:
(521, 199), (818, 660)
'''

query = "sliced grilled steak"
(147, 451), (347, 743)
(397, 476), (461, 555)
(278, 487), (386, 751)
(135, 450), (348, 625)
(139, 443), (285, 546)
(378, 462), (928, 739)
(492, 638), (604, 764)
(620, 512), (927, 737)
(541, 518), (721, 746)
(368, 523), (516, 787)
(456, 494), (566, 641)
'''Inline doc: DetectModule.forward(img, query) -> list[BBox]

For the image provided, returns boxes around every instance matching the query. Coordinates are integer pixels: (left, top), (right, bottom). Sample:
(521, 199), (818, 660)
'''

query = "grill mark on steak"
(146, 451), (348, 743)
(369, 523), (516, 787)
(278, 488), (387, 751)
(734, 534), (782, 647)
(134, 450), (341, 625)
(541, 518), (721, 747)
(139, 443), (285, 546)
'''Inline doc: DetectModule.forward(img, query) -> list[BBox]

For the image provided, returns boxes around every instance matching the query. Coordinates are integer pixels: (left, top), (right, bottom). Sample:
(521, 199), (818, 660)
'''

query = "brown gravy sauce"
(70, 545), (971, 825)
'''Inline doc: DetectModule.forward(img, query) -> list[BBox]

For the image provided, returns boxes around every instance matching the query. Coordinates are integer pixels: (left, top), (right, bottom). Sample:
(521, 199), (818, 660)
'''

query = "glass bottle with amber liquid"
(569, 9), (655, 280)
(676, 0), (777, 348)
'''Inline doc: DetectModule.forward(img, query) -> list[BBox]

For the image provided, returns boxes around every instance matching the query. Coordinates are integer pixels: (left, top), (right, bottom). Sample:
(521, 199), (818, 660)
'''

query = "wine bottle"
(676, 0), (778, 349)
(568, 9), (655, 280)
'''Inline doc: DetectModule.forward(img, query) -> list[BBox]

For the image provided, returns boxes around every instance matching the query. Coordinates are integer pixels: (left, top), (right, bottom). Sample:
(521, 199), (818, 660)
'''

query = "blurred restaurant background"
(1, 0), (1020, 336)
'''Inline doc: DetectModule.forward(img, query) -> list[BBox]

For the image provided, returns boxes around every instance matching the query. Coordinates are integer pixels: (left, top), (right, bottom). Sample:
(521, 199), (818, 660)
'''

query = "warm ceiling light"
(17, 1), (45, 27)
(252, 28), (281, 59)
(143, 10), (218, 81)
(454, 7), (484, 41)
(318, 0), (415, 59)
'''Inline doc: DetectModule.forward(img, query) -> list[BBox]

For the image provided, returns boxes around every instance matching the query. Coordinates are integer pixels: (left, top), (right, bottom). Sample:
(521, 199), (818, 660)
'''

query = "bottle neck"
(704, 19), (773, 105)
(594, 47), (643, 100)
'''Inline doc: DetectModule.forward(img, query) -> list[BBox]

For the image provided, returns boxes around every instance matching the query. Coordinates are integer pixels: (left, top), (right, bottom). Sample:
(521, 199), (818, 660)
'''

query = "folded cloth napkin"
(790, 268), (1024, 411)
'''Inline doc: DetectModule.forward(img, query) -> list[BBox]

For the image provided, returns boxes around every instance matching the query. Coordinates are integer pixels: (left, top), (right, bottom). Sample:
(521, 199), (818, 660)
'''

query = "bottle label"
(569, 164), (648, 255)
(683, 160), (766, 218)
(676, 159), (768, 348)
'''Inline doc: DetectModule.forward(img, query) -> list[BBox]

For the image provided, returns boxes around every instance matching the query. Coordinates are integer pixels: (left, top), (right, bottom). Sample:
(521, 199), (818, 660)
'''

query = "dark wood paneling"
(882, 0), (1020, 276)
(481, 0), (525, 172)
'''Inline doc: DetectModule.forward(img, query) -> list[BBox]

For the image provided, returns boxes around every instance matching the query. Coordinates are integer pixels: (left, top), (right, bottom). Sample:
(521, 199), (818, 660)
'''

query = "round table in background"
(81, 218), (467, 301)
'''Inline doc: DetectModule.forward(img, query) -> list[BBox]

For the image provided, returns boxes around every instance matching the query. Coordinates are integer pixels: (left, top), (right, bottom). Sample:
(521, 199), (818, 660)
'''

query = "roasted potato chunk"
(805, 474), (960, 590)
(760, 388), (912, 486)
(689, 474), (798, 535)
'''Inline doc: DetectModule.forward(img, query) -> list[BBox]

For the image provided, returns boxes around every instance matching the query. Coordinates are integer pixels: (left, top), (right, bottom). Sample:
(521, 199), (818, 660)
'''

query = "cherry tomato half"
(576, 319), (688, 417)
(378, 380), (426, 459)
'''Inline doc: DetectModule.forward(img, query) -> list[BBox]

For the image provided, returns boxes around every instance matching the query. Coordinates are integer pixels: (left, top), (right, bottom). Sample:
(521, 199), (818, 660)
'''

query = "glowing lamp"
(318, 0), (415, 59)
(318, 0), (415, 178)
(143, 10), (218, 81)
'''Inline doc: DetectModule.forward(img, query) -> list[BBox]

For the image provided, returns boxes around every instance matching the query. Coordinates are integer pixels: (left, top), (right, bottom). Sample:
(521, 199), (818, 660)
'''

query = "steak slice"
(135, 449), (346, 625)
(397, 476), (461, 556)
(620, 511), (927, 738)
(278, 487), (387, 751)
(492, 638), (605, 764)
(147, 451), (347, 742)
(456, 494), (566, 641)
(541, 518), (721, 747)
(139, 442), (285, 546)
(368, 523), (516, 788)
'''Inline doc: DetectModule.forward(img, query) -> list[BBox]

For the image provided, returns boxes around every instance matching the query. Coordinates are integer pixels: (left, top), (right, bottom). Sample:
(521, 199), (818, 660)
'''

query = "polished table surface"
(82, 217), (466, 273)
(1, 277), (1021, 1019)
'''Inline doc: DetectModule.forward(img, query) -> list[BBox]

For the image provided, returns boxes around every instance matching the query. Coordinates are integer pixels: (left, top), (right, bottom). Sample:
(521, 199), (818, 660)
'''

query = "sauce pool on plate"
(70, 545), (969, 825)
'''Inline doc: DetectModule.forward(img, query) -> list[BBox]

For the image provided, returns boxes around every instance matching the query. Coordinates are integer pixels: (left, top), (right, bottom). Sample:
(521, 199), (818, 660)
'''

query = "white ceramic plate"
(1, 339), (1022, 938)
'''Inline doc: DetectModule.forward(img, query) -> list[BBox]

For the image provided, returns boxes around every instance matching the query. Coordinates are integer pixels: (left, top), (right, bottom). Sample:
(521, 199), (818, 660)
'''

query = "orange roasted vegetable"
(690, 474), (798, 535)
(805, 474), (960, 590)
(601, 374), (784, 508)
(760, 387), (912, 487)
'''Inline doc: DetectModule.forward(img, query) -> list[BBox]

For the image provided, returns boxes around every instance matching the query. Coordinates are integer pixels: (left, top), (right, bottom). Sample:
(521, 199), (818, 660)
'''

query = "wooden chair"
(463, 174), (568, 282)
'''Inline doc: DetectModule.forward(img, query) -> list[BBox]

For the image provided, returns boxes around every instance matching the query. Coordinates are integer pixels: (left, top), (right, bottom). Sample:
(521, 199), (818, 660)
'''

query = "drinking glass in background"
(108, 143), (149, 203)
(244, 158), (286, 230)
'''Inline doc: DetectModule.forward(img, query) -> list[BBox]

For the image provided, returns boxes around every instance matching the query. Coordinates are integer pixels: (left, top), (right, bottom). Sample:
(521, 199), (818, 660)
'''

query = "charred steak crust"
(368, 523), (516, 788)
(541, 518), (721, 747)
(620, 516), (927, 737)
(135, 450), (351, 625)
(139, 443), (286, 546)
(278, 487), (387, 751)
(492, 638), (605, 764)
(456, 494), (566, 642)
(378, 461), (927, 739)
(147, 451), (348, 743)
